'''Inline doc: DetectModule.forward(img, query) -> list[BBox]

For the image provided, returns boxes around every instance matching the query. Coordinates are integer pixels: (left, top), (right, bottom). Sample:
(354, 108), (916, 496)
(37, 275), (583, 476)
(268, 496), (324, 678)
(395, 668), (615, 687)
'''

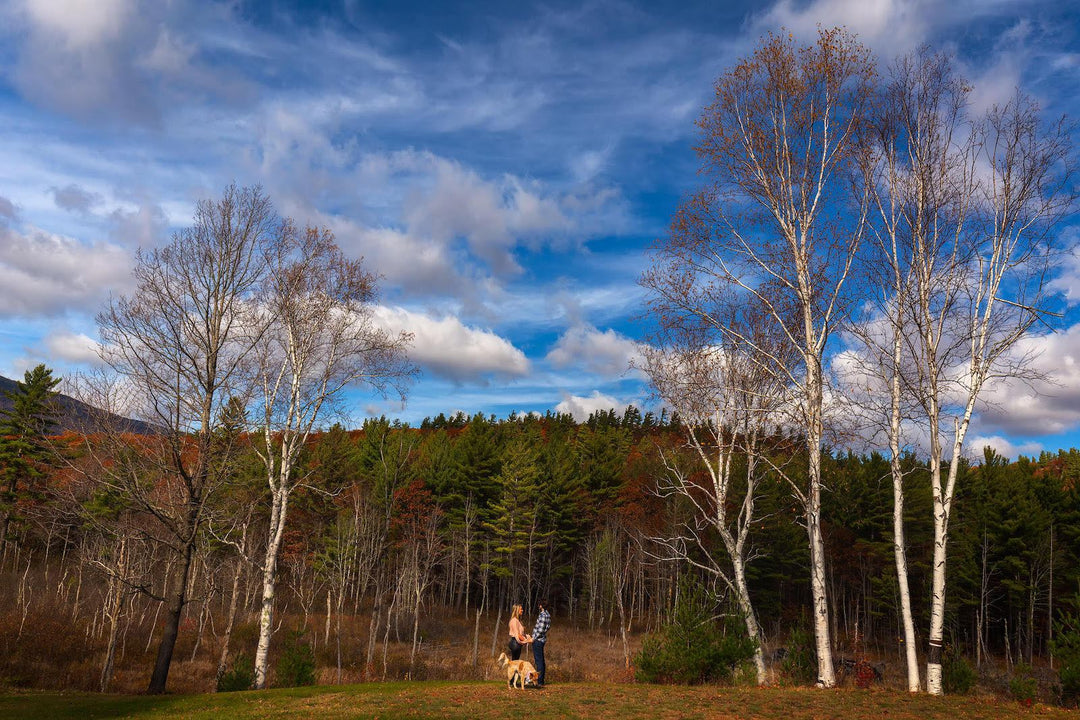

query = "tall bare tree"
(853, 50), (979, 692)
(913, 93), (1074, 694)
(654, 28), (875, 686)
(83, 184), (273, 693)
(391, 479), (445, 677)
(639, 286), (793, 684)
(250, 224), (414, 689)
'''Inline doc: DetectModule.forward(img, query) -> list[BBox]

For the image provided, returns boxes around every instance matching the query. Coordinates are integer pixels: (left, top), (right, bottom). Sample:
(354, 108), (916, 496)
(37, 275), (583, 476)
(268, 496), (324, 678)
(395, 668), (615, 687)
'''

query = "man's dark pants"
(533, 638), (546, 686)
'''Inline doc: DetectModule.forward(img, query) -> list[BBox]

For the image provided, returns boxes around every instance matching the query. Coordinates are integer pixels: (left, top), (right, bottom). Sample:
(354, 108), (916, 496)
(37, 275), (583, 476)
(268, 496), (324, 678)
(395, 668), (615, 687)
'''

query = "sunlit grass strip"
(1, 682), (1074, 720)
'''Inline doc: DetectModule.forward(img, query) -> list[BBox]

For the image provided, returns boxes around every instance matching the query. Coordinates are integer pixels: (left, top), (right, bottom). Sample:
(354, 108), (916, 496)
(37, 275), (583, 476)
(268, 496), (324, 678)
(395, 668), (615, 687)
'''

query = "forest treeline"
(2, 386), (1079, 693)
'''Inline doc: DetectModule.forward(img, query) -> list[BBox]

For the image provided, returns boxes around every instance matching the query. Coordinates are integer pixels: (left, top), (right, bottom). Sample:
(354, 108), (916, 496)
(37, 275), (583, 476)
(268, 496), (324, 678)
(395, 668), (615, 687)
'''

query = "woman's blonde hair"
(511, 603), (523, 618)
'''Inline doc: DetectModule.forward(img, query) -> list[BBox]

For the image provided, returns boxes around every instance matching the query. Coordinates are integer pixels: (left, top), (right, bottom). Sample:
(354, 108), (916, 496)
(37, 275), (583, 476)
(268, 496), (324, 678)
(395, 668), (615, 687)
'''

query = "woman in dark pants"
(507, 603), (531, 660)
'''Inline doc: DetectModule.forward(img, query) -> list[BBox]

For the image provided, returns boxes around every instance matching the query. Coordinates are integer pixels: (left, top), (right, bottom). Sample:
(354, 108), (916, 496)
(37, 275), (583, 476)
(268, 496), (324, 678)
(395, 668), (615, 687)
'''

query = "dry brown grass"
(0, 572), (647, 695)
(0, 571), (1063, 705)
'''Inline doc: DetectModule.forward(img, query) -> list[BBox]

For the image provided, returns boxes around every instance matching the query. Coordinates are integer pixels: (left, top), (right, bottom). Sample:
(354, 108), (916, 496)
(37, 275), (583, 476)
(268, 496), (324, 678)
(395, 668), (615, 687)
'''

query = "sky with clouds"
(0, 0), (1079, 459)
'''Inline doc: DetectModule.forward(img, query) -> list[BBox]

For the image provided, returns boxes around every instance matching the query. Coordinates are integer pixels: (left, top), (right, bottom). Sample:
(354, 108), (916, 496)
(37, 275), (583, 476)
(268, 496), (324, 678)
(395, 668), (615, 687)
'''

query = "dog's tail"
(496, 652), (508, 668)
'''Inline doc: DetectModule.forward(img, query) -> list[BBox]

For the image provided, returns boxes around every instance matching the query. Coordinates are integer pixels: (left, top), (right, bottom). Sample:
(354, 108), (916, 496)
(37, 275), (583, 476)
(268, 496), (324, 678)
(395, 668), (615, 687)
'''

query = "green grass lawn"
(1, 682), (1075, 719)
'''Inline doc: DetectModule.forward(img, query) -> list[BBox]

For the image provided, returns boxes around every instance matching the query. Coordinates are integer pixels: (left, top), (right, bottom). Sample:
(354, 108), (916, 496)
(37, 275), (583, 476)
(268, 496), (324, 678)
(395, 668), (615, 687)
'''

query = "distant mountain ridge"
(0, 374), (155, 434)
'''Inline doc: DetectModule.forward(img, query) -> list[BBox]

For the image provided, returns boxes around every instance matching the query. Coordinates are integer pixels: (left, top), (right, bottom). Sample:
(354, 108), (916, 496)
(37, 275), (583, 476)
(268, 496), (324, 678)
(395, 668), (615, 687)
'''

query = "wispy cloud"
(0, 0), (1076, 448)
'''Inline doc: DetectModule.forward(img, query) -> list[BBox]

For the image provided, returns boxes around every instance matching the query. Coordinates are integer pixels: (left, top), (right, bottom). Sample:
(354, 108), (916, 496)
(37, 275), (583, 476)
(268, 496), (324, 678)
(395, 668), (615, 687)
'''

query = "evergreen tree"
(577, 424), (631, 512)
(536, 424), (588, 593)
(0, 364), (60, 544)
(449, 414), (503, 513)
(484, 432), (550, 603)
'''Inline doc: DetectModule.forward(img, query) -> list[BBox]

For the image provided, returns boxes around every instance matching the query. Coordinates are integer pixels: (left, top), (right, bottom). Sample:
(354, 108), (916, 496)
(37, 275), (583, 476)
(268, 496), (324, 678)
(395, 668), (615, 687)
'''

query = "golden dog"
(496, 652), (537, 690)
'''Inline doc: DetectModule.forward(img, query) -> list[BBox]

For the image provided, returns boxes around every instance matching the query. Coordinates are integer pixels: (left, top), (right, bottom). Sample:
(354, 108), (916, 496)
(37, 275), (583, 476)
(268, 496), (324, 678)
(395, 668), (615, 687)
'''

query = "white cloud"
(355, 225), (468, 295)
(21, 0), (132, 50)
(0, 227), (132, 317)
(398, 154), (572, 276)
(965, 435), (1043, 462)
(546, 324), (644, 378)
(749, 0), (931, 58)
(555, 390), (624, 422)
(1048, 236), (1080, 306)
(373, 306), (529, 383)
(976, 324), (1080, 436)
(0, 195), (16, 220)
(44, 330), (102, 365)
(9, 0), (252, 125)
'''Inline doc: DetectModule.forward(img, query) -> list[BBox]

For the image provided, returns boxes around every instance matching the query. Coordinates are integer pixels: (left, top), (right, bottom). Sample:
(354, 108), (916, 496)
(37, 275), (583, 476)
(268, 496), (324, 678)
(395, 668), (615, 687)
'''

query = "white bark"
(647, 396), (772, 686)
(249, 227), (413, 689)
(890, 362), (920, 692)
(803, 354), (836, 687)
(254, 480), (290, 689)
(731, 552), (766, 683)
(216, 555), (244, 682)
(920, 95), (1069, 694)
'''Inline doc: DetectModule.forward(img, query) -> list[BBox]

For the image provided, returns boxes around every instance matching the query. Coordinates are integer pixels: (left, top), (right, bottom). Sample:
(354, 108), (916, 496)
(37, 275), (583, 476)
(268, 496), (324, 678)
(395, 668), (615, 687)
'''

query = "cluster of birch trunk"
(641, 30), (1074, 693)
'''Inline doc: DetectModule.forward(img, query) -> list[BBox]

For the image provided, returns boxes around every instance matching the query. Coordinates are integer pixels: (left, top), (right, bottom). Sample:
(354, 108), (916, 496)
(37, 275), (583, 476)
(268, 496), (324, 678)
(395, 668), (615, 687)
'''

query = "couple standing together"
(508, 600), (550, 688)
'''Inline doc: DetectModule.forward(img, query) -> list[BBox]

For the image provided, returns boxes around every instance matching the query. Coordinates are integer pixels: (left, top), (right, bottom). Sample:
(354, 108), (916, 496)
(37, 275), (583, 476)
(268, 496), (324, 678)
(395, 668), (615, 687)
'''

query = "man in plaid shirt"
(532, 599), (551, 688)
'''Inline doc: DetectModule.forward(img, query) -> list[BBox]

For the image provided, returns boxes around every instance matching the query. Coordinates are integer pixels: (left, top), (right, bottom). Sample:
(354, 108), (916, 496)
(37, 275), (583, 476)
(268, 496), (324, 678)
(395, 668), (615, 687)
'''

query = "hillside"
(0, 374), (154, 434)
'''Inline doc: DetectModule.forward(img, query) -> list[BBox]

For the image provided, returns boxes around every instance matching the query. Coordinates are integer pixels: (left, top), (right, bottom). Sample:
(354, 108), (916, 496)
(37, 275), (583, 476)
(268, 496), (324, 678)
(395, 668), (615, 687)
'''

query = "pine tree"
(0, 364), (60, 546)
(484, 433), (551, 604)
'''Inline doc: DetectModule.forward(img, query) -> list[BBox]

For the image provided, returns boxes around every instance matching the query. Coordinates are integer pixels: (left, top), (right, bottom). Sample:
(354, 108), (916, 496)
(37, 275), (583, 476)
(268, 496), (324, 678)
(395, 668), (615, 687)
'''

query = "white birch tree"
(250, 224), (414, 689)
(639, 290), (794, 685)
(653, 28), (876, 687)
(916, 94), (1074, 694)
(854, 50), (978, 692)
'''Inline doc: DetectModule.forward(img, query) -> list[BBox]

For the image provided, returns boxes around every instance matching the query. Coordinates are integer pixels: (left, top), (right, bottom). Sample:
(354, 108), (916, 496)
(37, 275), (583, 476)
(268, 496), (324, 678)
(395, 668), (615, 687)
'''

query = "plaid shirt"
(532, 609), (551, 641)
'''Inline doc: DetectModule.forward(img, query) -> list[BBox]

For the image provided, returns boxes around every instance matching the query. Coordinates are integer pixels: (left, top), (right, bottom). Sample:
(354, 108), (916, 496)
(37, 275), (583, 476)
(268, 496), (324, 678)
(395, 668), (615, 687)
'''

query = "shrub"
(276, 630), (316, 688)
(1051, 602), (1080, 707)
(853, 660), (878, 689)
(1009, 663), (1038, 706)
(942, 647), (976, 695)
(635, 575), (757, 685)
(779, 621), (816, 685)
(217, 653), (254, 693)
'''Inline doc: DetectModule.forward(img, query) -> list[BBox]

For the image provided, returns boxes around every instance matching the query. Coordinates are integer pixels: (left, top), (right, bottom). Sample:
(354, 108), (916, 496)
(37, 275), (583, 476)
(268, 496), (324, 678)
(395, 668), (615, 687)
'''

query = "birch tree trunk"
(100, 536), (127, 693)
(927, 421), (968, 693)
(732, 553), (766, 683)
(217, 556), (244, 682)
(249, 226), (413, 689)
(890, 376), (920, 692)
(804, 355), (836, 687)
(254, 484), (290, 689)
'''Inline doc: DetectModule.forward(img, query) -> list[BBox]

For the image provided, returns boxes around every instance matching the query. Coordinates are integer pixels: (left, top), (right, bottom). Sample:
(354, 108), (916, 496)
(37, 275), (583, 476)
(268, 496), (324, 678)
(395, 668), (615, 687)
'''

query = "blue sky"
(0, 0), (1079, 458)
